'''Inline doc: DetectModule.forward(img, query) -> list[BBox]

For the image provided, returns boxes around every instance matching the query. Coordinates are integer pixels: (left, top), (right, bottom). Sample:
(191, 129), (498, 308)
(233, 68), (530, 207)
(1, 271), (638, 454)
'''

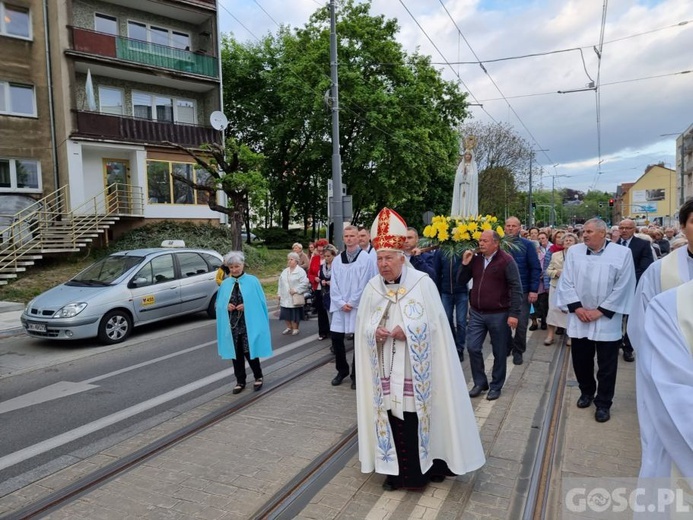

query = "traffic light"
(608, 199), (614, 207)
(531, 202), (537, 209)
(599, 203), (603, 208)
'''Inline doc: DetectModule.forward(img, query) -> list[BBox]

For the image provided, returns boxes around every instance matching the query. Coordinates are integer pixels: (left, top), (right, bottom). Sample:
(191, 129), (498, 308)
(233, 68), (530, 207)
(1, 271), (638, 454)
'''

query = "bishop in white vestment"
(355, 208), (485, 491)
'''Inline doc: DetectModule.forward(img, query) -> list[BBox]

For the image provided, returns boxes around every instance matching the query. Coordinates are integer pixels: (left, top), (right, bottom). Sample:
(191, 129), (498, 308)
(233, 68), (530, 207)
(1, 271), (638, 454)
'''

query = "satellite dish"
(209, 111), (228, 131)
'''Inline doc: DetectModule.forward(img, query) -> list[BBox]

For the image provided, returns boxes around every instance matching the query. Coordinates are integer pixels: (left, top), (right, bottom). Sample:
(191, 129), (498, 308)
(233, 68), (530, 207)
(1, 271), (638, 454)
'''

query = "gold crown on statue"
(371, 207), (407, 252)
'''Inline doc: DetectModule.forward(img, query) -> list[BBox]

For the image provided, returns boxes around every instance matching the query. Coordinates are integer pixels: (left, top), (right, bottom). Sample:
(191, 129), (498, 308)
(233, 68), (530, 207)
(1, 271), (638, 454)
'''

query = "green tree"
(221, 0), (468, 230)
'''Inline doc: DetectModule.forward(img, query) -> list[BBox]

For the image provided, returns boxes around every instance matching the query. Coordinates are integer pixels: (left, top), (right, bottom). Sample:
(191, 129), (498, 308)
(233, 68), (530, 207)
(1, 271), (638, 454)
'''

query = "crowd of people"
(211, 199), (693, 493)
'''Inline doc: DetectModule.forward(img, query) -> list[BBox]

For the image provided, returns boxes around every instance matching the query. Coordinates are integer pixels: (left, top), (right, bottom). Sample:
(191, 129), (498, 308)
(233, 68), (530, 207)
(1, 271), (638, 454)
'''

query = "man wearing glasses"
(617, 219), (654, 362)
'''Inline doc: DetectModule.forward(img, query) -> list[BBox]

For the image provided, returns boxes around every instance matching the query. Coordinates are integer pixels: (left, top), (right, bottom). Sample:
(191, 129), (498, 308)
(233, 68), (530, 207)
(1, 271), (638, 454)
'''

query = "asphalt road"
(0, 311), (324, 497)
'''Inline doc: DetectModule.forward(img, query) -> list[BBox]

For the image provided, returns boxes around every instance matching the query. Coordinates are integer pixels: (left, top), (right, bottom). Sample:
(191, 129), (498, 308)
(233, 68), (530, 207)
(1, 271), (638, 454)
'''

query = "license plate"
(27, 322), (47, 332)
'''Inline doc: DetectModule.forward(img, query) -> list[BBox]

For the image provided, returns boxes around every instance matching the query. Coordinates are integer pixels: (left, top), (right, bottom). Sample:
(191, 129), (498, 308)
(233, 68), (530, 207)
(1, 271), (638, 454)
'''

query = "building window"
(0, 158), (41, 192)
(98, 86), (123, 115)
(0, 81), (36, 116)
(127, 20), (189, 49)
(94, 13), (117, 35)
(147, 160), (210, 205)
(1, 3), (31, 39)
(133, 91), (195, 124)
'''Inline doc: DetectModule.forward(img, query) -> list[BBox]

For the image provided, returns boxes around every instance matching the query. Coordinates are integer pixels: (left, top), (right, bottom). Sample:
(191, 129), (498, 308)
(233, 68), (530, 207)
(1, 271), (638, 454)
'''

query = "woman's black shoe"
(253, 379), (263, 391)
(556, 327), (565, 336)
(232, 384), (245, 394)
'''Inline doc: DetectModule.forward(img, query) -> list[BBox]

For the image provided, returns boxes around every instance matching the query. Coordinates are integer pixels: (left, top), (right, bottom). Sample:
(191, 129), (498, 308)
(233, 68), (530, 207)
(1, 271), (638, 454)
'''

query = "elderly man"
(617, 218), (655, 362)
(355, 208), (485, 492)
(458, 230), (523, 400)
(504, 216), (541, 365)
(556, 218), (636, 423)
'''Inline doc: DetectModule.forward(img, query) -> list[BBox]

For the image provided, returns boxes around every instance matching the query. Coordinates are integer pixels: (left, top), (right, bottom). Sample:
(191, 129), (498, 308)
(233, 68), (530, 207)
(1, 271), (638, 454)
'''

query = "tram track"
(2, 349), (342, 520)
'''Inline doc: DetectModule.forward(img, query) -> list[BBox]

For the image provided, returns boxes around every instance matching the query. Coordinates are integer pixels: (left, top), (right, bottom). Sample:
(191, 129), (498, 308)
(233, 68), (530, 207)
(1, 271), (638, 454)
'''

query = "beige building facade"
(2, 0), (225, 233)
(615, 165), (677, 227)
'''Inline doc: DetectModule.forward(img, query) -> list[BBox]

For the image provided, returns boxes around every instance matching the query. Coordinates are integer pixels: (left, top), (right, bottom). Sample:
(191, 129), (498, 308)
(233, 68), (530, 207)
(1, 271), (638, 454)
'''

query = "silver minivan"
(21, 247), (223, 344)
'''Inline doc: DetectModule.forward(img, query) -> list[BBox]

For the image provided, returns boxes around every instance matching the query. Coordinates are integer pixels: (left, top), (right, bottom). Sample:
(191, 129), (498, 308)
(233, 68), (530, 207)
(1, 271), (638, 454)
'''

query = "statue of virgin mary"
(450, 136), (479, 218)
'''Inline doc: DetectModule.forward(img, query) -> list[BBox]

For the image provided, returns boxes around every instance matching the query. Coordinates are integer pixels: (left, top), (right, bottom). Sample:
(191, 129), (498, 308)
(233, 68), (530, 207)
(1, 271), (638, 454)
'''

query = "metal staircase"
(0, 184), (144, 286)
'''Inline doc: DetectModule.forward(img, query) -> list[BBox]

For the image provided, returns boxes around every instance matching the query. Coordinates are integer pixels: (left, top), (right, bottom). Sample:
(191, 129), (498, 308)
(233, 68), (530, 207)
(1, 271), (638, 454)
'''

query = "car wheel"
(98, 310), (133, 344)
(206, 293), (217, 319)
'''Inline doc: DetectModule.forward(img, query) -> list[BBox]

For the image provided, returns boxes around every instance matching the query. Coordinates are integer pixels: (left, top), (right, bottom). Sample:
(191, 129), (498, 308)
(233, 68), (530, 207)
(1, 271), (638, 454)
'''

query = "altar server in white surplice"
(556, 218), (635, 423)
(355, 207), (485, 493)
(637, 280), (693, 480)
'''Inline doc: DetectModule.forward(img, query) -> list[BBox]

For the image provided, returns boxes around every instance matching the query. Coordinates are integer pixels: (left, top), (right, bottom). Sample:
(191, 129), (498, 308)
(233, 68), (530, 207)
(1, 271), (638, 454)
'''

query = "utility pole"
(329, 0), (344, 251)
(528, 149), (548, 226)
(550, 174), (569, 227)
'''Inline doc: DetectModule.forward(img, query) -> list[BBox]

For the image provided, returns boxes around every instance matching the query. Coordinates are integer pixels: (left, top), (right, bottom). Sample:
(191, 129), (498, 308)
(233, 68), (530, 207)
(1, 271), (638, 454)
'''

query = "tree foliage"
(221, 0), (469, 230)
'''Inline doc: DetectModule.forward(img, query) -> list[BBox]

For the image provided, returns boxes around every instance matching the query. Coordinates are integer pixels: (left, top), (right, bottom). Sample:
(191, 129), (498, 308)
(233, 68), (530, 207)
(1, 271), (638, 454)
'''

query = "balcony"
(74, 111), (220, 148)
(70, 27), (218, 79)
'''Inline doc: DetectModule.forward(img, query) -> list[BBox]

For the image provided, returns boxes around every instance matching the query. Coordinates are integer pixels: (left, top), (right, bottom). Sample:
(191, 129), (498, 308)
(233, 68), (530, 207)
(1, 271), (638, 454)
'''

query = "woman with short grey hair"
(278, 252), (310, 335)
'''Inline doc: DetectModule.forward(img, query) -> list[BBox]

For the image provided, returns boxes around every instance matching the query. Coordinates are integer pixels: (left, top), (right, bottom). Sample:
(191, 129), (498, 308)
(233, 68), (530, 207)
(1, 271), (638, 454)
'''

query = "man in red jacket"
(458, 230), (523, 400)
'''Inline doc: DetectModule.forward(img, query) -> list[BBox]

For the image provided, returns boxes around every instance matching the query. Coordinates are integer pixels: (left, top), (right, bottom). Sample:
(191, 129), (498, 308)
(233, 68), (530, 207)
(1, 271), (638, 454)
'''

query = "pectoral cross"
(390, 394), (402, 407)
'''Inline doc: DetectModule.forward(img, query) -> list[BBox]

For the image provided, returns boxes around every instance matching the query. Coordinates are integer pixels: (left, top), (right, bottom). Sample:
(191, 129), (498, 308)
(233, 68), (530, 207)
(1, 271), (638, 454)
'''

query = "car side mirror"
(130, 276), (149, 288)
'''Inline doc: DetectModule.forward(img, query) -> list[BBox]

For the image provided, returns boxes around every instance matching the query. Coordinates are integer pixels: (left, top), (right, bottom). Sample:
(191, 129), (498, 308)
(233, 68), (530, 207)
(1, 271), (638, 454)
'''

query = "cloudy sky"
(218, 0), (693, 196)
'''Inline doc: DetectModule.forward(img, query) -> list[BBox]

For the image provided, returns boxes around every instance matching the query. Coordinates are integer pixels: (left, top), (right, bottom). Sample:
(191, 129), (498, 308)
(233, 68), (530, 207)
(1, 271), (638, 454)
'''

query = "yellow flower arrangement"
(421, 214), (509, 258)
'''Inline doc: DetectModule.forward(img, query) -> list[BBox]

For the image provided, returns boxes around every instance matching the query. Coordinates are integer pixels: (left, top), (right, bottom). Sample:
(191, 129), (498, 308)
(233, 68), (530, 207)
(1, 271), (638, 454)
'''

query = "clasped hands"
(376, 325), (406, 343)
(575, 307), (602, 323)
(227, 303), (244, 312)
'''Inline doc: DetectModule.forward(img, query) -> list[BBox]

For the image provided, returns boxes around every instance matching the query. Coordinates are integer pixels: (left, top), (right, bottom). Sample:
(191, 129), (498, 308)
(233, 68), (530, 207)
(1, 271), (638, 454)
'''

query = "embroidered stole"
(661, 247), (687, 291)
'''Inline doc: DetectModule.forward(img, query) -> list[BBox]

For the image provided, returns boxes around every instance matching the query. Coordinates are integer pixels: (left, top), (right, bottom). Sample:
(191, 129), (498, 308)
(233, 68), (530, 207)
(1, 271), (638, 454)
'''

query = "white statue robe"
(329, 248), (373, 334)
(355, 266), (486, 477)
(556, 242), (635, 341)
(637, 280), (693, 479)
(450, 157), (479, 218)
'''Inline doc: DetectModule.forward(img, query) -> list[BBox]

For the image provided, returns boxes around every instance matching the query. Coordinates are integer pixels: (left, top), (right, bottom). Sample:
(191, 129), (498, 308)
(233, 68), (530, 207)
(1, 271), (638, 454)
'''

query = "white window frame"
(94, 12), (118, 35)
(0, 2), (32, 40)
(132, 90), (196, 124)
(0, 80), (37, 117)
(98, 85), (124, 115)
(0, 158), (42, 193)
(126, 19), (189, 49)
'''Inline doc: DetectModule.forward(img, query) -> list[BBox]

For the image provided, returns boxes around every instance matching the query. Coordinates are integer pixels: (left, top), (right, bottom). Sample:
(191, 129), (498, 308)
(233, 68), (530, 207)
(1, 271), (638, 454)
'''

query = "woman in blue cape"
(215, 251), (272, 394)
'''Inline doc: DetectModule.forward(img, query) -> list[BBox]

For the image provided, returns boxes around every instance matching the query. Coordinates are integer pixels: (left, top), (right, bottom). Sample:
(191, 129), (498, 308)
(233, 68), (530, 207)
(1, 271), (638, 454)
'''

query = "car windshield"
(67, 255), (145, 286)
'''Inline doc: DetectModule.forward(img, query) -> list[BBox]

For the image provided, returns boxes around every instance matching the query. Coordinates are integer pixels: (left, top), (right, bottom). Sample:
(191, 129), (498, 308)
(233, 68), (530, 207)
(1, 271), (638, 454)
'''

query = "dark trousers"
(313, 290), (331, 337)
(533, 292), (549, 322)
(466, 308), (509, 391)
(570, 337), (620, 409)
(508, 293), (531, 354)
(332, 332), (355, 379)
(232, 351), (262, 386)
(621, 315), (633, 353)
(441, 291), (468, 353)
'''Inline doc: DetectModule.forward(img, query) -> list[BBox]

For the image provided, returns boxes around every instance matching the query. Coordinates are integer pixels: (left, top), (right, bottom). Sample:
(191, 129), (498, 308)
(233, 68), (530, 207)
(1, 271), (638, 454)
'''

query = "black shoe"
(577, 394), (594, 408)
(513, 352), (523, 365)
(331, 373), (348, 386)
(382, 476), (398, 491)
(469, 384), (489, 398)
(351, 380), (356, 390)
(232, 384), (245, 394)
(623, 350), (635, 362)
(595, 407), (610, 423)
(529, 321), (538, 331)
(540, 320), (547, 330)
(556, 327), (565, 336)
(429, 474), (445, 483)
(486, 389), (501, 400)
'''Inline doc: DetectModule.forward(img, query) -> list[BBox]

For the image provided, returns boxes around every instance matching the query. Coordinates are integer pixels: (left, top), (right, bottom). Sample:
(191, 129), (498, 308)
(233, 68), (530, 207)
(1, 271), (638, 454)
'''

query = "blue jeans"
(466, 308), (509, 391)
(441, 291), (468, 353)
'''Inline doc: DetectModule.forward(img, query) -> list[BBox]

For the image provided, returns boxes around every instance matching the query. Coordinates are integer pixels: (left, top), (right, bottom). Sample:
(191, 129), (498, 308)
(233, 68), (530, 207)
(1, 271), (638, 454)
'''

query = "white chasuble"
(556, 243), (636, 341)
(637, 280), (693, 483)
(355, 266), (485, 477)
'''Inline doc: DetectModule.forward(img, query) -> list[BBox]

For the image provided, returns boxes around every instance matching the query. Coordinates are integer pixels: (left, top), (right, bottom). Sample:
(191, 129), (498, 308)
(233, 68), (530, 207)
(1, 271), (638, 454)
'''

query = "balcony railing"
(70, 27), (218, 79)
(74, 111), (220, 147)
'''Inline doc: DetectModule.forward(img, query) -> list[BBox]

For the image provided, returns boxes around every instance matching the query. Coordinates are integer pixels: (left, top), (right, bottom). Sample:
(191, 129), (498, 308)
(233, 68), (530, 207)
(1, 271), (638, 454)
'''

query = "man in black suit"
(618, 218), (654, 361)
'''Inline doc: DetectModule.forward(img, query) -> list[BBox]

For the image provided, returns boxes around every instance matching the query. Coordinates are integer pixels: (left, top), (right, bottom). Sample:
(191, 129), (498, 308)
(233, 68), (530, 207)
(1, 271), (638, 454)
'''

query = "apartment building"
(1, 0), (224, 233)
